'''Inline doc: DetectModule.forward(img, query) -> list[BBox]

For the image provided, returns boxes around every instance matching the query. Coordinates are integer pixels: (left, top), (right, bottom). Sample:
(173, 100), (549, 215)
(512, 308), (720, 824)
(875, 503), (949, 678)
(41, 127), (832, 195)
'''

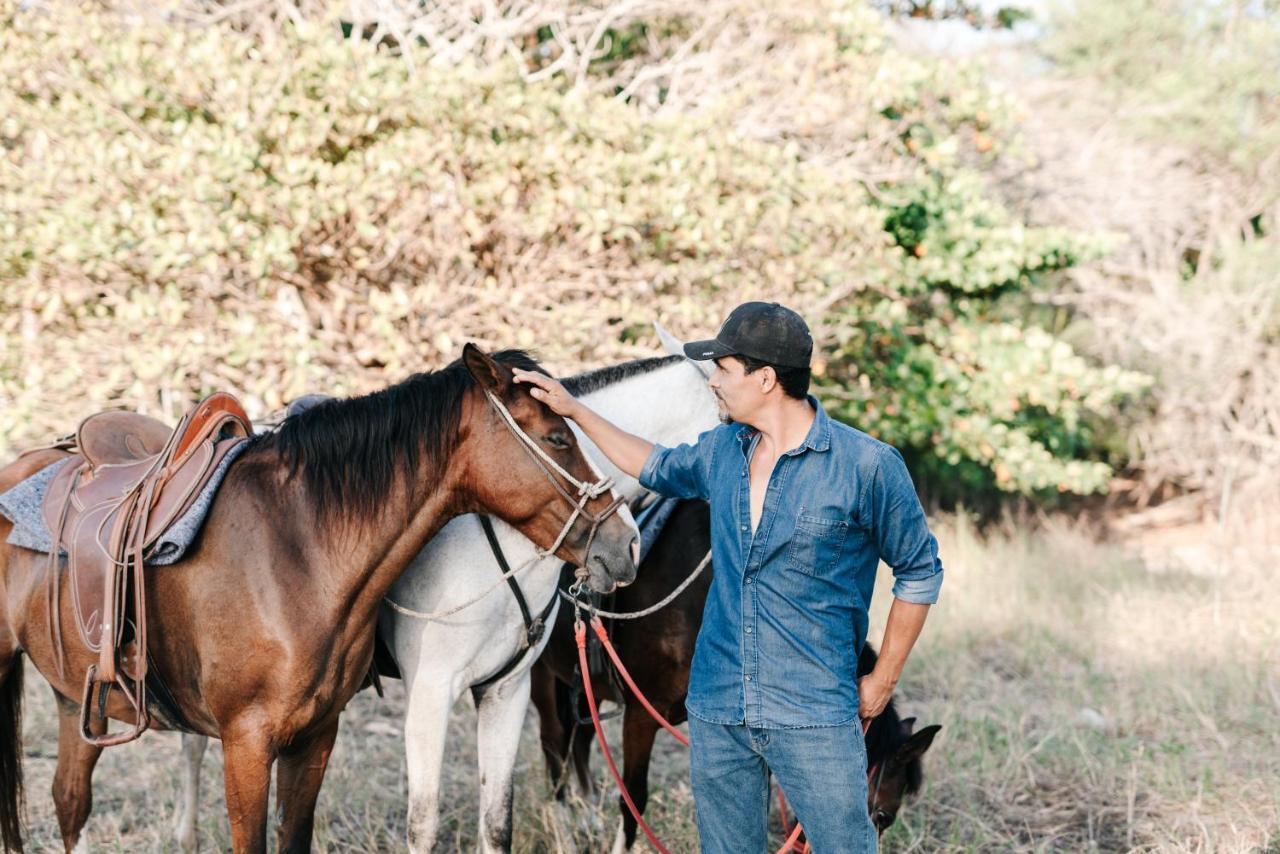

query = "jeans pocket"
(786, 513), (849, 576)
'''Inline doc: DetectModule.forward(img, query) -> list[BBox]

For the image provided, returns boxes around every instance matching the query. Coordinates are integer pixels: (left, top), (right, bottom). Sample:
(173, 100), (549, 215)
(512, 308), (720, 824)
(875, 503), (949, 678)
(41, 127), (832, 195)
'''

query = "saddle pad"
(0, 441), (250, 564)
(634, 494), (682, 565)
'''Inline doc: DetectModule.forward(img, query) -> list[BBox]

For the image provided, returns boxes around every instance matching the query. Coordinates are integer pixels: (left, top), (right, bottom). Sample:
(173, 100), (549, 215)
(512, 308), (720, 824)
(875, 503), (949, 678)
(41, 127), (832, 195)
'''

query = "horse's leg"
(569, 693), (597, 800)
(403, 671), (457, 853)
(273, 720), (339, 854)
(472, 672), (532, 854)
(51, 693), (103, 853)
(172, 734), (209, 851)
(613, 707), (659, 854)
(529, 661), (572, 800)
(219, 726), (275, 854)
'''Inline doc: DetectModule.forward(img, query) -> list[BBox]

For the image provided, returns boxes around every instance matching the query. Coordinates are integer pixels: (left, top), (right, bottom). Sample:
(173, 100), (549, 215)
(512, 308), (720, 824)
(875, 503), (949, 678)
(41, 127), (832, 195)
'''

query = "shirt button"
(745, 626), (753, 633)
(745, 675), (753, 682)
(741, 525), (748, 532)
(745, 577), (753, 584)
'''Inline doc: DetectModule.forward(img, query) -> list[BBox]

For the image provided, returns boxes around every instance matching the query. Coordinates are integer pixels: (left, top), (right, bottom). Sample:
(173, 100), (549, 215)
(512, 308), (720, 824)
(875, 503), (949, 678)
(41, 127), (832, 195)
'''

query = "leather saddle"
(41, 392), (251, 746)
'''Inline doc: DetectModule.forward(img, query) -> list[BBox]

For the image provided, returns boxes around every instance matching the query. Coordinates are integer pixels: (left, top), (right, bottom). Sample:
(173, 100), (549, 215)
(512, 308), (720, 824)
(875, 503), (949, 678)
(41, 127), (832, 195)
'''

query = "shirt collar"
(735, 395), (831, 455)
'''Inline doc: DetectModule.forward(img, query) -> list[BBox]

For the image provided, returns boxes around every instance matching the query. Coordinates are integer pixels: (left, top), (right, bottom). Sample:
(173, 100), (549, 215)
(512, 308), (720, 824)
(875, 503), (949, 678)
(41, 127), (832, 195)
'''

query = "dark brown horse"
(0, 345), (639, 853)
(531, 498), (940, 848)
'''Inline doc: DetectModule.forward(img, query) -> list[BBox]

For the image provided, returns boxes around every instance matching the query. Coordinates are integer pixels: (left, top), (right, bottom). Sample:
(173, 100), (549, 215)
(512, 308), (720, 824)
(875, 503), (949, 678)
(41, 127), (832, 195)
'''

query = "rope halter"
(483, 389), (626, 581)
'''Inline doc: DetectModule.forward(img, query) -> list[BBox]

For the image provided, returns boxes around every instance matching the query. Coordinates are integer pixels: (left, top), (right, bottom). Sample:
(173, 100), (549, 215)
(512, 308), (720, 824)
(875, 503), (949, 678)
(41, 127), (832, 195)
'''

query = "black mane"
(249, 349), (545, 525)
(562, 355), (684, 397)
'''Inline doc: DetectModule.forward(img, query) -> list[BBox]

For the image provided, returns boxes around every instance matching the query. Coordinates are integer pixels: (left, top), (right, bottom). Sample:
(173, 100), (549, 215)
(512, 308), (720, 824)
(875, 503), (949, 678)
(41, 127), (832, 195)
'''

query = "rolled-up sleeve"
(864, 446), (944, 604)
(638, 427), (719, 500)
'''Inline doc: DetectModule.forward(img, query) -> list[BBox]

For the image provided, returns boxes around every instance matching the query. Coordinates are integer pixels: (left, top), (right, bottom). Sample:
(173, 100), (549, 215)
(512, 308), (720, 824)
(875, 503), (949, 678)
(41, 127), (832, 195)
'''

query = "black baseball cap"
(683, 302), (813, 369)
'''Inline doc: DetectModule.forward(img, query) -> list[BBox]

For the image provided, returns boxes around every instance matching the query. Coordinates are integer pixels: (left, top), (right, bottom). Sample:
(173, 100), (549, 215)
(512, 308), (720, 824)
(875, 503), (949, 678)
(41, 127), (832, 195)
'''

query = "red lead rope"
(575, 616), (809, 854)
(589, 618), (689, 747)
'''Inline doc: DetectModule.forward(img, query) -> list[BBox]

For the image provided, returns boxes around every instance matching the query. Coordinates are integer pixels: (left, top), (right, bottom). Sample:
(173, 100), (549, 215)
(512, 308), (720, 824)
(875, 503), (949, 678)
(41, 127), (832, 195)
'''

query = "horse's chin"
(586, 575), (617, 595)
(583, 555), (631, 594)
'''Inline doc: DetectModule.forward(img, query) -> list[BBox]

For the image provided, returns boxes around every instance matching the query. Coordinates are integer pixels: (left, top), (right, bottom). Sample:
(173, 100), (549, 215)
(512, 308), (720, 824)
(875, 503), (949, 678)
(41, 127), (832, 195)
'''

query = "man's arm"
(858, 445), (944, 721)
(512, 368), (654, 478)
(858, 599), (929, 720)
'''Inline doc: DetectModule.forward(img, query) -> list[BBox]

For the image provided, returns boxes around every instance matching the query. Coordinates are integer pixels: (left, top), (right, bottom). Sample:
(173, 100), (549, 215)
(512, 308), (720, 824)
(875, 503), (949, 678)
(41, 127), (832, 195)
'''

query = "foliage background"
(2, 1), (1277, 850)
(1, 0), (1156, 503)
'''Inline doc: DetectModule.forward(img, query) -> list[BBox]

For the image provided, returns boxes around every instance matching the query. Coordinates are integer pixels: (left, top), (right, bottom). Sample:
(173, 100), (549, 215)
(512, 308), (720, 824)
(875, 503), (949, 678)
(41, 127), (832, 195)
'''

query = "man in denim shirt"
(514, 302), (943, 853)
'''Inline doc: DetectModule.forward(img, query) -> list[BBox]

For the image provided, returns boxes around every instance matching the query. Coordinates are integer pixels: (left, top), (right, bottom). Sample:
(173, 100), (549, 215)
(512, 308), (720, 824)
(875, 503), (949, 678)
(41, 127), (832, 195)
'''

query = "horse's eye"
(545, 434), (571, 450)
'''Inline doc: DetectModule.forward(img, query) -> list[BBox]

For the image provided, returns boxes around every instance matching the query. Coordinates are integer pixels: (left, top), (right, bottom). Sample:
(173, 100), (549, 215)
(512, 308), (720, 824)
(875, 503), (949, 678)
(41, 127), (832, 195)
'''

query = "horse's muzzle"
(581, 533), (638, 593)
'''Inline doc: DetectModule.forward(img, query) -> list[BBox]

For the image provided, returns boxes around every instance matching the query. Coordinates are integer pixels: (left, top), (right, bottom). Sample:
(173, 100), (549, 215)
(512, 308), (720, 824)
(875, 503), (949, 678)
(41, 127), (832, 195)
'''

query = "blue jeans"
(688, 715), (877, 853)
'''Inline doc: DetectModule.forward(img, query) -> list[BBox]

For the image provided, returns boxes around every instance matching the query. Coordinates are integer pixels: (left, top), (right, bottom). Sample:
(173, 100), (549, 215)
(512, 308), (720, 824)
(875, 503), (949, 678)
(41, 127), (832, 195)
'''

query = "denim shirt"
(639, 396), (943, 728)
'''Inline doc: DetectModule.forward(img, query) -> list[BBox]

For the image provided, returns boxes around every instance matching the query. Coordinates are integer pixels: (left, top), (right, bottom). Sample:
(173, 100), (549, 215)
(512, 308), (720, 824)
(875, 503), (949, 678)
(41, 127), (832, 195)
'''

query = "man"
(514, 302), (943, 852)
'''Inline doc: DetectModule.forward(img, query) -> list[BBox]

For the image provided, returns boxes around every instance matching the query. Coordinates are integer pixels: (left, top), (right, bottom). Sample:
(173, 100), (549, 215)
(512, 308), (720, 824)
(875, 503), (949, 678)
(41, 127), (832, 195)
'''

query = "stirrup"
(79, 665), (149, 747)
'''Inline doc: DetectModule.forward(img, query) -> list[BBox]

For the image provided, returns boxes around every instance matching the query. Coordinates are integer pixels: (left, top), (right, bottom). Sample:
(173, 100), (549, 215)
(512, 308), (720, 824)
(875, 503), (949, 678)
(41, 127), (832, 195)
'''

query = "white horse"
(172, 327), (719, 851)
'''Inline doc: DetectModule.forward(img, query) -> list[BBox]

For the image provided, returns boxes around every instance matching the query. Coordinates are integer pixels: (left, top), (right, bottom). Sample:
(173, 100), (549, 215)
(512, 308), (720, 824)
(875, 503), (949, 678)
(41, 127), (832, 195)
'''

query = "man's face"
(708, 356), (765, 424)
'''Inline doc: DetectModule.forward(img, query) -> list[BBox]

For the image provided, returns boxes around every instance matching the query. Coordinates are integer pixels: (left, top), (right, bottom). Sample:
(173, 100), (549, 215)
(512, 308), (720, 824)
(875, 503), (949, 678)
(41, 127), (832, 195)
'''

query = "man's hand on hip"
(857, 670), (896, 722)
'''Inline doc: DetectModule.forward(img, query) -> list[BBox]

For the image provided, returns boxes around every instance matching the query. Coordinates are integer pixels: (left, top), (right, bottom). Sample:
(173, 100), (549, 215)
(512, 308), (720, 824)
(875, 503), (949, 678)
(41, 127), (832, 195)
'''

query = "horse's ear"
(655, 321), (684, 356)
(656, 321), (714, 379)
(898, 716), (917, 736)
(463, 343), (510, 395)
(286, 393), (333, 419)
(893, 724), (941, 764)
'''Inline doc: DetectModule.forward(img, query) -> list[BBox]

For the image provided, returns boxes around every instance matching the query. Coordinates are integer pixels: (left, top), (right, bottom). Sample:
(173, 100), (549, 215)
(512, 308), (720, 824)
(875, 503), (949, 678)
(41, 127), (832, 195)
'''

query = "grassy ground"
(12, 511), (1279, 852)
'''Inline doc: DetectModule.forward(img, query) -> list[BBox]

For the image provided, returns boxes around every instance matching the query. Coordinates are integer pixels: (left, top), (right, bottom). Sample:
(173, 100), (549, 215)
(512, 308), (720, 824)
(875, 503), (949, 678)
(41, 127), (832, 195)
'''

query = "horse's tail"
(0, 653), (25, 853)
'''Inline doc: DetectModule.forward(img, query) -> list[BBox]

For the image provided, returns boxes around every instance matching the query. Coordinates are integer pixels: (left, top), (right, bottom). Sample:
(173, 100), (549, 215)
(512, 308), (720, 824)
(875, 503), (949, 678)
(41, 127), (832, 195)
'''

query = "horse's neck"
(572, 360), (719, 501)
(316, 454), (466, 629)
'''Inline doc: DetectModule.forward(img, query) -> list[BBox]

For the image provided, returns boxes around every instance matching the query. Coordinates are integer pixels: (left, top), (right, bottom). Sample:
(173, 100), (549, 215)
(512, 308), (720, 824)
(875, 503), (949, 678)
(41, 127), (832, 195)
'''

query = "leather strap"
(470, 515), (558, 692)
(479, 515), (535, 634)
(471, 589), (557, 693)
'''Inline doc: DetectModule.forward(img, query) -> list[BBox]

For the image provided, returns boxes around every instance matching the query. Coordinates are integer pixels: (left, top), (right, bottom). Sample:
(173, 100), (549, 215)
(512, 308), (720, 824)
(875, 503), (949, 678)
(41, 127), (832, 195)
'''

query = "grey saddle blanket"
(0, 442), (249, 565)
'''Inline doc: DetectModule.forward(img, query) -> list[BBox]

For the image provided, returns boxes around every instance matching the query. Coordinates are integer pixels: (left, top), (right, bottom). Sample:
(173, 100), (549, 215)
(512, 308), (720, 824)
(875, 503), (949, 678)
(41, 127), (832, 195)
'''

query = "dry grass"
(11, 510), (1279, 852)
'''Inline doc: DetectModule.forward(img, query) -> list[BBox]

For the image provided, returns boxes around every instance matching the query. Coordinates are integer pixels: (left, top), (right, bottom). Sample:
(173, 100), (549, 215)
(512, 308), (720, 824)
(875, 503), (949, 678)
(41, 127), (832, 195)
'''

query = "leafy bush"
(1029, 0), (1280, 507)
(0, 0), (1147, 499)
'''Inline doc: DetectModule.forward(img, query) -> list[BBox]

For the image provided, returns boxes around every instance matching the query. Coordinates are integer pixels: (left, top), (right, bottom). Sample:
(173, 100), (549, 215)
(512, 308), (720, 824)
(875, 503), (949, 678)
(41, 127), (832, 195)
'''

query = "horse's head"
(867, 717), (941, 835)
(461, 344), (638, 593)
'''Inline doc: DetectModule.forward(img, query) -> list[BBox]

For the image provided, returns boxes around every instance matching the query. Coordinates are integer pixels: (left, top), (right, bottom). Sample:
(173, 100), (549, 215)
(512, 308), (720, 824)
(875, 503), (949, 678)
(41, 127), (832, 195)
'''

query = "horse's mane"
(248, 350), (545, 525)
(562, 355), (684, 397)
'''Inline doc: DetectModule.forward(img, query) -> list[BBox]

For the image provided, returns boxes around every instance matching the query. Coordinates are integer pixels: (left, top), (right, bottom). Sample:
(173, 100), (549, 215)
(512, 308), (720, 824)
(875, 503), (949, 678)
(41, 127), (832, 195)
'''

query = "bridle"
(867, 757), (891, 833)
(483, 389), (626, 573)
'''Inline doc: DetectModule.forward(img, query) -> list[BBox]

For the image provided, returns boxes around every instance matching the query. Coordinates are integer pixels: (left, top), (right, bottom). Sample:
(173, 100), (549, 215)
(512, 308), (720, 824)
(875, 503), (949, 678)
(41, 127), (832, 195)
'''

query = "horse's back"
(0, 448), (70, 494)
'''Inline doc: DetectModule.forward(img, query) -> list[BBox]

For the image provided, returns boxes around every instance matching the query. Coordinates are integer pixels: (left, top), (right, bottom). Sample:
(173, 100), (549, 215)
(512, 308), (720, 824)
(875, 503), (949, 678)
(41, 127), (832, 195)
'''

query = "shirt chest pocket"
(786, 512), (849, 576)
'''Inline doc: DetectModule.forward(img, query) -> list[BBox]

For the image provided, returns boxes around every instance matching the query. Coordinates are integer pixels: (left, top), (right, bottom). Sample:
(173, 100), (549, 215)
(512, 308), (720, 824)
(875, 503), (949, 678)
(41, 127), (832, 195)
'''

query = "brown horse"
(531, 498), (940, 848)
(0, 345), (639, 853)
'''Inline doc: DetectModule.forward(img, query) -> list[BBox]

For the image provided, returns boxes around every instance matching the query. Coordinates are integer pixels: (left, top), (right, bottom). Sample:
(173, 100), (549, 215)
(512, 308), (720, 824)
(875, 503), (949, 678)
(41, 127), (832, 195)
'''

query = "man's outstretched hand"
(512, 369), (580, 419)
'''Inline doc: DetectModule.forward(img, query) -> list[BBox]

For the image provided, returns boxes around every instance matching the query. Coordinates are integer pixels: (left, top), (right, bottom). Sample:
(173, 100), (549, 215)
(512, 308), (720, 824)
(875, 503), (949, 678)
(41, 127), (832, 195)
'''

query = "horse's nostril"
(629, 537), (640, 566)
